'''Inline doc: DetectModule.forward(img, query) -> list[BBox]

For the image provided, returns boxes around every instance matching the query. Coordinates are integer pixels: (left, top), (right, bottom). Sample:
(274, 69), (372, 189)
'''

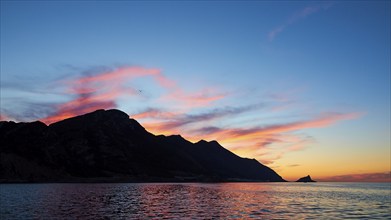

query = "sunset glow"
(1, 1), (389, 182)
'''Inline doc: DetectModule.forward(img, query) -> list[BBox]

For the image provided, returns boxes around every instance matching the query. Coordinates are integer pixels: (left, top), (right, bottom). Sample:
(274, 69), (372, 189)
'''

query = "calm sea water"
(0, 182), (390, 219)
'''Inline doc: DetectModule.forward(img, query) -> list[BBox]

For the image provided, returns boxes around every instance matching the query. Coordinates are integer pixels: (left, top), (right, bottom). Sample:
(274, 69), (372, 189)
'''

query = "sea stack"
(296, 175), (316, 182)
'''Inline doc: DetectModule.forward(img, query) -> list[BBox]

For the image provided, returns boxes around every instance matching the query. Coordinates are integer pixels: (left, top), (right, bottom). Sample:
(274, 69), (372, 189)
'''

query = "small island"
(296, 175), (316, 183)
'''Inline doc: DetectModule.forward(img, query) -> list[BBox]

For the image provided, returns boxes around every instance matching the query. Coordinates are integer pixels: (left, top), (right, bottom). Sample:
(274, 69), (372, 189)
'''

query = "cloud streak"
(134, 104), (264, 136)
(1, 64), (362, 166)
(190, 112), (362, 162)
(319, 172), (391, 182)
(268, 3), (333, 41)
(40, 66), (225, 124)
(41, 66), (166, 124)
(132, 107), (362, 164)
(161, 87), (227, 109)
(195, 112), (361, 141)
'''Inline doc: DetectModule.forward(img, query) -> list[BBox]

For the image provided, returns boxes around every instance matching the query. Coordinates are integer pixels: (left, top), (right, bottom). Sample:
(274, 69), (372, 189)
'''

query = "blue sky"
(1, 1), (390, 181)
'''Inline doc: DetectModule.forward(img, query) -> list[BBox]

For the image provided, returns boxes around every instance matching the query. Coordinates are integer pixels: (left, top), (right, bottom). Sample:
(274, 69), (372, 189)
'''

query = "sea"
(0, 182), (390, 219)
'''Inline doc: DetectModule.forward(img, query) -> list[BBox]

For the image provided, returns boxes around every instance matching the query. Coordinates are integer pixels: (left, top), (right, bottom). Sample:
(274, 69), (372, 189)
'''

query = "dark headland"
(0, 109), (286, 183)
(296, 175), (316, 183)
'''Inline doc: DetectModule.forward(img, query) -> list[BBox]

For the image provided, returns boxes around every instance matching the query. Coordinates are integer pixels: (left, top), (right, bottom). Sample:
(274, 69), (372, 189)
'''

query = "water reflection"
(0, 183), (390, 219)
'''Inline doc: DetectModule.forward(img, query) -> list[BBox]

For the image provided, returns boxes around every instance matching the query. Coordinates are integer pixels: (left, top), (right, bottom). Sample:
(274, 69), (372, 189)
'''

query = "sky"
(1, 1), (390, 182)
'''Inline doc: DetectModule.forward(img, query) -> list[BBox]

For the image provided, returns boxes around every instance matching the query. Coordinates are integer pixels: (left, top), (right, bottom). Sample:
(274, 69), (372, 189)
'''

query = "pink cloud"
(319, 172), (391, 182)
(13, 63), (361, 166)
(0, 113), (17, 121)
(39, 66), (362, 163)
(185, 112), (362, 163)
(161, 87), (227, 109)
(40, 66), (227, 125)
(224, 112), (362, 138)
(134, 105), (264, 139)
(74, 66), (162, 85)
(131, 108), (179, 120)
(41, 66), (173, 124)
(134, 109), (362, 165)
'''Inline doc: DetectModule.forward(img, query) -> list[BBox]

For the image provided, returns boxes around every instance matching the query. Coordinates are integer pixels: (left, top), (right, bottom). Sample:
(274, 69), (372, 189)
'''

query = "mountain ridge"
(0, 109), (286, 182)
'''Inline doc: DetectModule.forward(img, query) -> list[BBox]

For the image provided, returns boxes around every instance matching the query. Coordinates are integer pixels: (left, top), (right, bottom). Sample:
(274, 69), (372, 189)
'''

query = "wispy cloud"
(268, 26), (286, 42)
(41, 66), (165, 124)
(194, 112), (361, 140)
(133, 108), (362, 164)
(268, 3), (334, 41)
(134, 104), (264, 136)
(190, 112), (362, 163)
(287, 164), (301, 167)
(1, 64), (362, 166)
(319, 172), (391, 182)
(161, 87), (227, 109)
(131, 108), (180, 120)
(39, 66), (225, 124)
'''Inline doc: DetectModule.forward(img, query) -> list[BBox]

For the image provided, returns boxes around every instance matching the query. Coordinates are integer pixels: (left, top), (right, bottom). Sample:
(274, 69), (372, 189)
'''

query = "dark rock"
(296, 175), (316, 182)
(0, 109), (286, 182)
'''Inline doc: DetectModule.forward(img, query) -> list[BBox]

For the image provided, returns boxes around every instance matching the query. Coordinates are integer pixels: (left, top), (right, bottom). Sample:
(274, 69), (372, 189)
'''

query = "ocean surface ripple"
(1, 182), (390, 219)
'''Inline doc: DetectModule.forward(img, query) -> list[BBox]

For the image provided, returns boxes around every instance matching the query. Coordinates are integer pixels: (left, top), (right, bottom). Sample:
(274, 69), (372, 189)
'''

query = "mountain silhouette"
(0, 109), (285, 182)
